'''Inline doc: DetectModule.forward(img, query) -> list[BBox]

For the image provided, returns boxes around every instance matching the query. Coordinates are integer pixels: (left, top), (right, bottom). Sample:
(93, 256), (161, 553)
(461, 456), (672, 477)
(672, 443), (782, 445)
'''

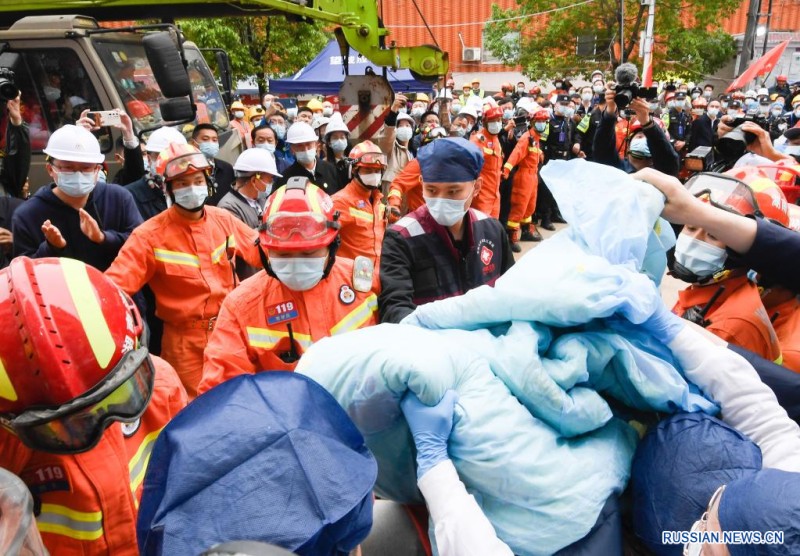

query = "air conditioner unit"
(462, 47), (482, 62)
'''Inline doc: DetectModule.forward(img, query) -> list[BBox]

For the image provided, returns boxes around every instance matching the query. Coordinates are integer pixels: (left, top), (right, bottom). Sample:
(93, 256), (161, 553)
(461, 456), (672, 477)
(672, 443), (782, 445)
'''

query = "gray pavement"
(515, 223), (681, 308)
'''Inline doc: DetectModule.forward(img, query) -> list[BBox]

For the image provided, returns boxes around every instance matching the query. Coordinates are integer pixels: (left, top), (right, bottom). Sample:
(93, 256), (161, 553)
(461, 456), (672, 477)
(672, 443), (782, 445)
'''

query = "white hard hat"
(234, 148), (282, 177)
(43, 125), (104, 164)
(460, 105), (479, 120)
(396, 112), (415, 125)
(286, 122), (318, 144)
(324, 112), (350, 139)
(745, 89), (757, 99)
(482, 96), (498, 107)
(516, 97), (538, 115)
(145, 126), (187, 153)
(757, 87), (769, 97)
(312, 116), (330, 131)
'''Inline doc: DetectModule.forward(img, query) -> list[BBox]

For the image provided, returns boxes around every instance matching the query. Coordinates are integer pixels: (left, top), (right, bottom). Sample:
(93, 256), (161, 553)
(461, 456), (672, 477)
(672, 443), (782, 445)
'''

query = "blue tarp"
(268, 41), (434, 95)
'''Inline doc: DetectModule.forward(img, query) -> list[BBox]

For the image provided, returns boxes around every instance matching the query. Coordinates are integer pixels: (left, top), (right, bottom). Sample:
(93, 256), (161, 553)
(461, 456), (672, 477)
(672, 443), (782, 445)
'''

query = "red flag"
(726, 40), (790, 92)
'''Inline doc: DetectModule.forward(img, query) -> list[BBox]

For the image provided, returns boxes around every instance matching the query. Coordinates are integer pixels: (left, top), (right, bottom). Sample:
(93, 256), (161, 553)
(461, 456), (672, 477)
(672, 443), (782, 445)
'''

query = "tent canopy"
(269, 40), (434, 95)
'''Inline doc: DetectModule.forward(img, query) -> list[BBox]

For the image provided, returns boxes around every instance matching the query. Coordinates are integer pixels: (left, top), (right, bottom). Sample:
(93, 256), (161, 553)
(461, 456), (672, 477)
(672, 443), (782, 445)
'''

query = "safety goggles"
(352, 152), (387, 168)
(684, 485), (726, 556)
(0, 347), (155, 454)
(260, 211), (339, 241)
(164, 152), (210, 179)
(684, 173), (762, 218)
(426, 126), (448, 140)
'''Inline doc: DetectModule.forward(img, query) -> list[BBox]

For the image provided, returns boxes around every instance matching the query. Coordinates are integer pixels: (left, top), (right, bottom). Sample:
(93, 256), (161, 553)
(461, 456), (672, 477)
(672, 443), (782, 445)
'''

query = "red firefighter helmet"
(348, 140), (387, 171)
(0, 257), (153, 453)
(754, 159), (800, 205)
(532, 109), (550, 122)
(126, 100), (152, 119)
(155, 143), (211, 182)
(500, 81), (513, 93)
(259, 177), (340, 251)
(686, 169), (790, 227)
(483, 106), (503, 121)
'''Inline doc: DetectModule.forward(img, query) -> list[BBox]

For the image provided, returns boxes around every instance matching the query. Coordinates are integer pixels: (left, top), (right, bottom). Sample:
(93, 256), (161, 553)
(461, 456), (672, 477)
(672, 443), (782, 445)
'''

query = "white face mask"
(256, 142), (276, 153)
(396, 126), (413, 142)
(674, 233), (727, 280)
(358, 172), (382, 188)
(330, 138), (348, 153)
(593, 85), (605, 94)
(581, 93), (593, 102)
(784, 144), (800, 156)
(294, 148), (316, 164)
(771, 108), (783, 117)
(424, 194), (470, 226)
(450, 104), (462, 115)
(57, 170), (97, 197)
(271, 256), (327, 291)
(487, 121), (503, 135)
(727, 110), (742, 119)
(322, 108), (333, 117)
(707, 108), (719, 118)
(173, 184), (208, 211)
(233, 110), (245, 119)
(451, 126), (468, 138)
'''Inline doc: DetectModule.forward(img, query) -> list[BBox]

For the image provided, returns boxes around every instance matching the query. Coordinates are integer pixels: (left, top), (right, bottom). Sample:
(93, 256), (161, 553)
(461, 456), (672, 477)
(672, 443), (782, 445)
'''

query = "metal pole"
(620, 0), (626, 63)
(641, 0), (656, 86)
(739, 0), (761, 74)
(761, 0), (773, 57)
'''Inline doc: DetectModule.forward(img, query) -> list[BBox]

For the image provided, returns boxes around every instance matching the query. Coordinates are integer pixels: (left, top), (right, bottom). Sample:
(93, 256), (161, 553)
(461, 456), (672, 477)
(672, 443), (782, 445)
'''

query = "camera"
(613, 82), (658, 109)
(0, 52), (20, 102)
(684, 146), (713, 172)
(612, 63), (658, 109)
(716, 115), (770, 161)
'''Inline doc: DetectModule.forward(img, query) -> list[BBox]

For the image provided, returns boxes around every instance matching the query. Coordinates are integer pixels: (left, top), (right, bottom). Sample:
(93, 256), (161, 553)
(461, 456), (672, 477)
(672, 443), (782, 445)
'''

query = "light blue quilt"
(298, 160), (716, 555)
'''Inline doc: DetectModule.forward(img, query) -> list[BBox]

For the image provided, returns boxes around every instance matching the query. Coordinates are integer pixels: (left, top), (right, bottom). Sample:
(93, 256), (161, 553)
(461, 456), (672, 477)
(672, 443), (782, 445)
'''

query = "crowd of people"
(0, 64), (799, 556)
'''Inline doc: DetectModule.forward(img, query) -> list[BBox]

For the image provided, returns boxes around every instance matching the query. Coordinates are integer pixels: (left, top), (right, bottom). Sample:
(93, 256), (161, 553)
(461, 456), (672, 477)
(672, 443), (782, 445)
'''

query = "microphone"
(614, 63), (639, 87)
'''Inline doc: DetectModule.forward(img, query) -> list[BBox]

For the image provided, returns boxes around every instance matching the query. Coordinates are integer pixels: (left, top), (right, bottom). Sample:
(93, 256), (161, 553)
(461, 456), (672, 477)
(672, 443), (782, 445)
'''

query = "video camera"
(613, 63), (658, 109)
(716, 114), (770, 162)
(0, 53), (19, 102)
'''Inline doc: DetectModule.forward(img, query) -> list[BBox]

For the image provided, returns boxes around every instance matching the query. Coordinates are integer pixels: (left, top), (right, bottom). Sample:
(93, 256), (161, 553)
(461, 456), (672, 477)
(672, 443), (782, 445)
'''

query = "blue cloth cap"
(417, 137), (484, 183)
(631, 412), (762, 556)
(136, 372), (377, 556)
(719, 468), (800, 556)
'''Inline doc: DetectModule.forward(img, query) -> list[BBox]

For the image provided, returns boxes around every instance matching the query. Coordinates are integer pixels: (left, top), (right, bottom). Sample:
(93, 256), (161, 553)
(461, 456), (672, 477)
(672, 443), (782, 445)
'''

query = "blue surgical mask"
(256, 143), (276, 153)
(197, 141), (219, 159)
(57, 170), (97, 197)
(674, 233), (727, 280)
(424, 194), (470, 226)
(330, 138), (348, 153)
(451, 126), (467, 138)
(270, 256), (327, 291)
(503, 109), (514, 120)
(294, 148), (316, 164)
(534, 122), (547, 133)
(272, 124), (287, 141)
(629, 137), (651, 158)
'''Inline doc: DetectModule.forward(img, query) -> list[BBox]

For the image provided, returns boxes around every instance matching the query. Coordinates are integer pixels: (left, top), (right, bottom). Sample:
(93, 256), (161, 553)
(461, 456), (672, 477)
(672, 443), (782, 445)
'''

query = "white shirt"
(418, 460), (514, 556)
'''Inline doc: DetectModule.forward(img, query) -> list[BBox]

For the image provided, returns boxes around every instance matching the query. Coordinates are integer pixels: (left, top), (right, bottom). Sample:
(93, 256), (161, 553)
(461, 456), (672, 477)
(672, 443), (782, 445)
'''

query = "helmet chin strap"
(668, 259), (730, 285)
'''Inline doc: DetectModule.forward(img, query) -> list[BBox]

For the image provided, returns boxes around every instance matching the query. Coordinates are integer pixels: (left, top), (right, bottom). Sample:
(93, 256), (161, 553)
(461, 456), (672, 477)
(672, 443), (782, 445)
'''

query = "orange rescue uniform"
(387, 158), (424, 215)
(764, 294), (800, 372)
(470, 132), (503, 218)
(0, 357), (186, 556)
(673, 274), (782, 362)
(332, 179), (386, 267)
(105, 205), (261, 398)
(502, 130), (543, 230)
(230, 119), (253, 149)
(199, 256), (378, 393)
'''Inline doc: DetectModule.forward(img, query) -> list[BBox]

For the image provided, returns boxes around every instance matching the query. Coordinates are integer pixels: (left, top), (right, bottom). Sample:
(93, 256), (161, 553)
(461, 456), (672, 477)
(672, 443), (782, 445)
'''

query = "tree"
(178, 16), (328, 93)
(484, 0), (739, 82)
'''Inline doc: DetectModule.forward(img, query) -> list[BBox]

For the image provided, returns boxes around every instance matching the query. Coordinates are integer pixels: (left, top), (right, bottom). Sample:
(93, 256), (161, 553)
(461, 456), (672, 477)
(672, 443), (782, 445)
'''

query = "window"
(14, 49), (109, 151)
(93, 39), (229, 132)
(482, 30), (520, 65)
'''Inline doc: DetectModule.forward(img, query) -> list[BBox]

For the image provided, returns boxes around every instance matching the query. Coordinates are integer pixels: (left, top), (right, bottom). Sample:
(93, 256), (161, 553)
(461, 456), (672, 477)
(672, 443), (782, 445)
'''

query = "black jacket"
(112, 143), (147, 186)
(274, 157), (343, 196)
(379, 205), (514, 323)
(732, 217), (800, 293)
(687, 114), (715, 152)
(0, 121), (30, 198)
(574, 106), (604, 160)
(126, 176), (168, 221)
(0, 194), (24, 269)
(207, 158), (235, 206)
(593, 110), (680, 177)
(12, 182), (142, 270)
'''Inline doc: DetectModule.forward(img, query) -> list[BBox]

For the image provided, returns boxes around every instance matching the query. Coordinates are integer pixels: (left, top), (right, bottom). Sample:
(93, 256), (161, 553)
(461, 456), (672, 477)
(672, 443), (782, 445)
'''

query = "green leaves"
(179, 16), (328, 93)
(485, 0), (739, 81)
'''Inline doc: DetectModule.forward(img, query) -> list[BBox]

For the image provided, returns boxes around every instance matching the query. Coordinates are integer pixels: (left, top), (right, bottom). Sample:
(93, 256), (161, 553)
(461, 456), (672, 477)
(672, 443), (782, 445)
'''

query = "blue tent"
(269, 40), (434, 95)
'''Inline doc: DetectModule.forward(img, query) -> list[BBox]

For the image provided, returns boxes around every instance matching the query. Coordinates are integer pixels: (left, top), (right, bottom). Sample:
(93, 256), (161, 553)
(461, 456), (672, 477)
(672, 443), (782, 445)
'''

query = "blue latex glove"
(400, 389), (458, 479)
(642, 301), (685, 344)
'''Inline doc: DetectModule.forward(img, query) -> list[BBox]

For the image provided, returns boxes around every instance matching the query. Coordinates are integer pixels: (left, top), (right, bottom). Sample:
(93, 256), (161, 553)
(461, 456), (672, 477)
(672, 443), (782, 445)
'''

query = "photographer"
(716, 112), (793, 168)
(593, 86), (680, 176)
(1, 95), (30, 199)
